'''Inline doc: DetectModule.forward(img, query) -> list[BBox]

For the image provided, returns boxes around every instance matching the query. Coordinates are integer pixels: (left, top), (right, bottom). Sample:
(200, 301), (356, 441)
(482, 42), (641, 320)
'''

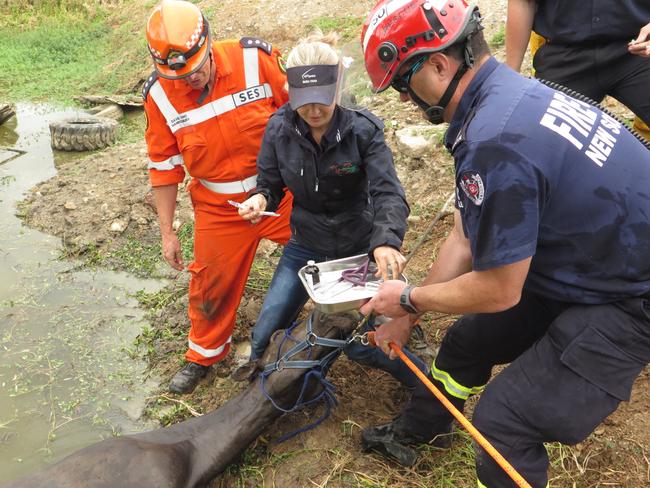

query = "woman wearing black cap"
(233, 31), (420, 382)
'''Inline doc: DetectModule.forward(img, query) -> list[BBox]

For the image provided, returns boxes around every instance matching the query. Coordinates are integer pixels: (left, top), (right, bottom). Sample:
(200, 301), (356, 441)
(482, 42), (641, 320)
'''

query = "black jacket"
(253, 104), (409, 257)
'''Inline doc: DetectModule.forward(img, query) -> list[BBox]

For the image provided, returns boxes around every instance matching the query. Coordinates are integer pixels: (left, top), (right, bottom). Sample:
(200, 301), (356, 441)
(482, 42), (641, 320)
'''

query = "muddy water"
(0, 104), (162, 483)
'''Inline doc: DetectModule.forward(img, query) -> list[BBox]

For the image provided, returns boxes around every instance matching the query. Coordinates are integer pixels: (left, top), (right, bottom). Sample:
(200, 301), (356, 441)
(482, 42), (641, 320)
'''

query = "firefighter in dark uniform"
(359, 1), (650, 486)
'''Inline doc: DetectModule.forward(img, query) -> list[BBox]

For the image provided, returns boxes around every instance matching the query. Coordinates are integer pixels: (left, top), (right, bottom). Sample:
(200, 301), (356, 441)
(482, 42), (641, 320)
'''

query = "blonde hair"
(286, 30), (340, 68)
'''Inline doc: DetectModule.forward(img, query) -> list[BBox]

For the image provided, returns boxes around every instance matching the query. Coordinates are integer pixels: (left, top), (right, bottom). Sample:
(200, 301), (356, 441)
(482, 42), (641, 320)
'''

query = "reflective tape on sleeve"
(148, 154), (184, 171)
(149, 81), (180, 124)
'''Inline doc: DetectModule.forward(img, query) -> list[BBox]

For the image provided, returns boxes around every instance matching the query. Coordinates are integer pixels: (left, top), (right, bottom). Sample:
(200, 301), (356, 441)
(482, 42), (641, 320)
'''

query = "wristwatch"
(399, 285), (419, 314)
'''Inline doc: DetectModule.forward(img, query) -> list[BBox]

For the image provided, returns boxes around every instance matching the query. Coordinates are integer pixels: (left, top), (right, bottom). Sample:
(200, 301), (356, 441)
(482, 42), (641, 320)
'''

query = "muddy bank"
(17, 142), (192, 276)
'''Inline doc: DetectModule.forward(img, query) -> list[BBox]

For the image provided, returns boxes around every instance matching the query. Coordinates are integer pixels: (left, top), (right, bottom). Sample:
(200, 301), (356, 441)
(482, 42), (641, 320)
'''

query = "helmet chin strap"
(407, 62), (468, 125)
(196, 52), (214, 105)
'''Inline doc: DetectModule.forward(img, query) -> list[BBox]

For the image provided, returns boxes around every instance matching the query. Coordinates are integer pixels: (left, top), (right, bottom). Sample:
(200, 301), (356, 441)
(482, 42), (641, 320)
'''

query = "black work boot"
(361, 416), (453, 466)
(169, 362), (211, 394)
(231, 359), (260, 382)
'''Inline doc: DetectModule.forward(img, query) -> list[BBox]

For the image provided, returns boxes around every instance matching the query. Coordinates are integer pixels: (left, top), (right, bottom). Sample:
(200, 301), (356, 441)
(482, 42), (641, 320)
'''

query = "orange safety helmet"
(146, 0), (211, 80)
(361, 0), (482, 93)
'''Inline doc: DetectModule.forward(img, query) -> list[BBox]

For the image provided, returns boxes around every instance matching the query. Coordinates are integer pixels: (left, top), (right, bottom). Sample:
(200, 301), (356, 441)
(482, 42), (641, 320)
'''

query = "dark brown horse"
(2, 311), (358, 488)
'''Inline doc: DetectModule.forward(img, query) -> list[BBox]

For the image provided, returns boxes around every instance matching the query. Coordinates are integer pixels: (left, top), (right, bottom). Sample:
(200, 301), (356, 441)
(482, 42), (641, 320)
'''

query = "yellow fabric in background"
(633, 118), (650, 139)
(529, 32), (649, 141)
(529, 31), (546, 76)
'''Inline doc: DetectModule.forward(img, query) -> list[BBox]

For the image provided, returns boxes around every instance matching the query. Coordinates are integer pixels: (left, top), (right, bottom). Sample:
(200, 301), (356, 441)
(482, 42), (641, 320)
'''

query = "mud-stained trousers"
(398, 290), (650, 487)
(185, 180), (293, 366)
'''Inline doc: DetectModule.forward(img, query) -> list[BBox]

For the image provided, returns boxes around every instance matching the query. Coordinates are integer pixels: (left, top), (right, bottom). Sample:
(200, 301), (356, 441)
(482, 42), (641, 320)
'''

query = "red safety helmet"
(361, 0), (482, 92)
(146, 0), (211, 80)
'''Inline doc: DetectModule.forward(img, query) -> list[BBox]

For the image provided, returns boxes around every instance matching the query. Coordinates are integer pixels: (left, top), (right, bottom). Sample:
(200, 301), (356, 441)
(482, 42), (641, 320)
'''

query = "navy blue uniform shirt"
(533, 0), (650, 44)
(445, 57), (650, 304)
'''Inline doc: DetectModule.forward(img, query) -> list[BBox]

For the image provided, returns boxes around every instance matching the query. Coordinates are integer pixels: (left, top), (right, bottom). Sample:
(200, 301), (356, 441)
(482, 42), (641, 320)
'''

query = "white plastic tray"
(298, 254), (405, 313)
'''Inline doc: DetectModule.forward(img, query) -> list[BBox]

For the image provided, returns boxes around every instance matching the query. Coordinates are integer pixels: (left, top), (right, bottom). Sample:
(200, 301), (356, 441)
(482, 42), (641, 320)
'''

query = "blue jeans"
(250, 240), (427, 389)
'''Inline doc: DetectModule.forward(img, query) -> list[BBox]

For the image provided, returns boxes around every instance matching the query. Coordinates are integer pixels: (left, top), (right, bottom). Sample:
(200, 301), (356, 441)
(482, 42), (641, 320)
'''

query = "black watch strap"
(399, 285), (419, 314)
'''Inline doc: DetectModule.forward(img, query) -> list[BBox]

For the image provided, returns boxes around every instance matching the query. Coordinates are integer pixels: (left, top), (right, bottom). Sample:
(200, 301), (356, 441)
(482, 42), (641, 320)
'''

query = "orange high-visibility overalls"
(143, 38), (292, 366)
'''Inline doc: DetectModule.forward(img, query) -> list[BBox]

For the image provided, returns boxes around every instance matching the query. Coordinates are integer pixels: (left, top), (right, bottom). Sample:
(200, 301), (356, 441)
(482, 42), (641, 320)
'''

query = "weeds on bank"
(60, 222), (194, 278)
(218, 410), (642, 487)
(245, 249), (282, 293)
(489, 24), (506, 49)
(115, 112), (147, 145)
(0, 1), (149, 102)
(110, 237), (163, 276)
(309, 15), (364, 41)
(0, 13), (112, 101)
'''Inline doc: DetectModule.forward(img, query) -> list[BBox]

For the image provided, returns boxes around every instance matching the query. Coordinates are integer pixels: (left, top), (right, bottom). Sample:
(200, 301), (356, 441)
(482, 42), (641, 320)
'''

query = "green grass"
(0, 2), (148, 102)
(489, 25), (506, 49)
(115, 112), (147, 145)
(109, 237), (163, 277)
(176, 222), (195, 264)
(61, 221), (195, 278)
(308, 15), (364, 41)
(0, 15), (111, 101)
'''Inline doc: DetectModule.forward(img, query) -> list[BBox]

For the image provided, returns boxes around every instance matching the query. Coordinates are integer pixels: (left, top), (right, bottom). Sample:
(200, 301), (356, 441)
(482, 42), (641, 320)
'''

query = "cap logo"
(302, 68), (316, 80)
(301, 68), (319, 84)
(287, 64), (340, 109)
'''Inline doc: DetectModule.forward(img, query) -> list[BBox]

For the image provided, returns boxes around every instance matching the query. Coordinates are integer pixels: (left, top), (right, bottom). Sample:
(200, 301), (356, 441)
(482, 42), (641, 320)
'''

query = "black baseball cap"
(287, 64), (340, 109)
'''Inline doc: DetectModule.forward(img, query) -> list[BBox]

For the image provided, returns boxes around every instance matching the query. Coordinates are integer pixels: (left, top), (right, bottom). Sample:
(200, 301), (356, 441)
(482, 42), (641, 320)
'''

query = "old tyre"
(49, 115), (118, 151)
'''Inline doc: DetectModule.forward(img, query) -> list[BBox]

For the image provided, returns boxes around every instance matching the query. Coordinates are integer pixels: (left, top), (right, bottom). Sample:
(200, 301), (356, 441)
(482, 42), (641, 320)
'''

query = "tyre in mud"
(49, 116), (118, 151)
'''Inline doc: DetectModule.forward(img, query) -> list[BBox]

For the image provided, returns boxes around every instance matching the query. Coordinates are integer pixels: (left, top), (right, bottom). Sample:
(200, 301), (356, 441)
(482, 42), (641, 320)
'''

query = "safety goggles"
(390, 56), (426, 93)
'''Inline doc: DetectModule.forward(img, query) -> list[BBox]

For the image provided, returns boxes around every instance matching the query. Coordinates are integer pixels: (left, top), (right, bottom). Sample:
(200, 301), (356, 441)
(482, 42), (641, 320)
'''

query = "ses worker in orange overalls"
(143, 0), (292, 394)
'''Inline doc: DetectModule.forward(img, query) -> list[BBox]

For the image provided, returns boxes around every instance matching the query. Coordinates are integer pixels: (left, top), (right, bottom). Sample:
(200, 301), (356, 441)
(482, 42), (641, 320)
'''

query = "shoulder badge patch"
(240, 36), (272, 55)
(142, 71), (159, 101)
(458, 171), (485, 206)
(277, 55), (286, 73)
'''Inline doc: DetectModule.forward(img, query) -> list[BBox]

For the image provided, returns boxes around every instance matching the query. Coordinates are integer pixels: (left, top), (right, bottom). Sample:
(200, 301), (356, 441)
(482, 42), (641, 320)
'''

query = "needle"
(228, 200), (281, 217)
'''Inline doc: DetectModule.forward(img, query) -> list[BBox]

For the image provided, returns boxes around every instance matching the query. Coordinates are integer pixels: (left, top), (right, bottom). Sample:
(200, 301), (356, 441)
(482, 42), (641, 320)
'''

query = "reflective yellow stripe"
(430, 360), (485, 400)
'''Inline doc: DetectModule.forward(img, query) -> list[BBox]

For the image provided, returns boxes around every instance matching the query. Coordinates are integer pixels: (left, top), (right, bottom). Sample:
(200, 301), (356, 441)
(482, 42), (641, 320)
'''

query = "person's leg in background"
(533, 42), (608, 101)
(531, 35), (650, 141)
(596, 42), (650, 136)
(172, 211), (262, 393)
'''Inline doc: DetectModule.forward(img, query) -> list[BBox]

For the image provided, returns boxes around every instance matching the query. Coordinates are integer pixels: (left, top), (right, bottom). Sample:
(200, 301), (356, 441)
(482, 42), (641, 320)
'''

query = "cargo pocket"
(187, 262), (208, 321)
(234, 102), (272, 133)
(560, 326), (645, 401)
(178, 129), (209, 169)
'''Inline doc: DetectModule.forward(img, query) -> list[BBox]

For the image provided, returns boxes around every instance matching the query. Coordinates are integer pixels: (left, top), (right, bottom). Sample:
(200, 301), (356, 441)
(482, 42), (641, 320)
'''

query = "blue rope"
(275, 371), (338, 443)
(259, 315), (348, 443)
